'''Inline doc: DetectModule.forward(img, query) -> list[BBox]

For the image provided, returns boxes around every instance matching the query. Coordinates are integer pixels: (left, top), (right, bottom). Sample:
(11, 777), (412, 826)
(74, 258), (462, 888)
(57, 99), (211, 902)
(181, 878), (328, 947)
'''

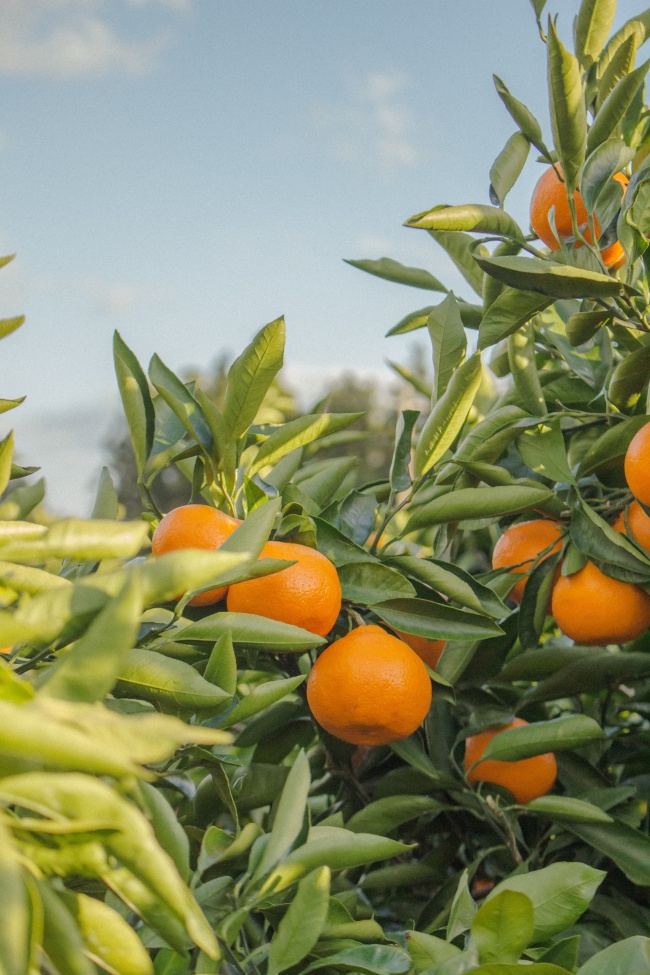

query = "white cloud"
(310, 70), (420, 174)
(0, 0), (185, 78)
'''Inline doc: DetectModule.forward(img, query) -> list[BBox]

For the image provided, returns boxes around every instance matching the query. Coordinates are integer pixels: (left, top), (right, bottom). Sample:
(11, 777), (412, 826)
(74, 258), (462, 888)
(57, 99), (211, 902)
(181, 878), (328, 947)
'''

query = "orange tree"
(3, 2), (650, 974)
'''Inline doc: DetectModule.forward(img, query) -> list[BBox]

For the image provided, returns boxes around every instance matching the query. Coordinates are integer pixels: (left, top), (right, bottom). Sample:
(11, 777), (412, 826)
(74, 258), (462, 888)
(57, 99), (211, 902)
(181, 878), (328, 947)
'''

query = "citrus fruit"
(0, 647), (11, 655)
(530, 165), (627, 268)
(625, 423), (650, 507)
(151, 504), (241, 606)
(491, 519), (563, 603)
(464, 717), (557, 804)
(613, 501), (650, 552)
(551, 559), (650, 645)
(226, 539), (342, 637)
(393, 629), (446, 669)
(306, 624), (432, 745)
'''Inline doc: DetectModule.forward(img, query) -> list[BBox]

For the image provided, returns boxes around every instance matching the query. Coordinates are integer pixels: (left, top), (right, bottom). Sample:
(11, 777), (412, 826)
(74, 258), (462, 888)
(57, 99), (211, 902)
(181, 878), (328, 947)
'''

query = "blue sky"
(0, 0), (633, 512)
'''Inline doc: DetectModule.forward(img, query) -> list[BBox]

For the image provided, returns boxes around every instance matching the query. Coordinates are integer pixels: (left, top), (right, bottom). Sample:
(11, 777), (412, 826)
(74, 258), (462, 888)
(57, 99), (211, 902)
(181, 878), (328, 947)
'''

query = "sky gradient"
(0, 0), (632, 512)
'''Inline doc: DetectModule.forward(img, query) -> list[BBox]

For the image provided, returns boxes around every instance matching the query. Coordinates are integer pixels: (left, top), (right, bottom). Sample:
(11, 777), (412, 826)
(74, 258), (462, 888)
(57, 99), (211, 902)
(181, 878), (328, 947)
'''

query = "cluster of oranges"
(492, 422), (650, 647)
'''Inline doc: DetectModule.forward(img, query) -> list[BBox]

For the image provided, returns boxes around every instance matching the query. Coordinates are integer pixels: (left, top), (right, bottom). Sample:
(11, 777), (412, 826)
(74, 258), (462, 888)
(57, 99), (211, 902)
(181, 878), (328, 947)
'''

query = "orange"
(393, 629), (446, 670)
(491, 519), (563, 603)
(464, 717), (557, 805)
(551, 559), (650, 645)
(226, 540), (342, 637)
(613, 501), (650, 552)
(530, 165), (627, 268)
(151, 504), (241, 606)
(306, 624), (432, 745)
(625, 423), (650, 507)
(0, 647), (11, 655)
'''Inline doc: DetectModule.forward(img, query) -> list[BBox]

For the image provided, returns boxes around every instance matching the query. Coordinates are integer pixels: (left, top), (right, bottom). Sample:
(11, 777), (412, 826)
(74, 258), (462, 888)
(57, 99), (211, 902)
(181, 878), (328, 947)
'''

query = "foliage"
(3, 2), (650, 974)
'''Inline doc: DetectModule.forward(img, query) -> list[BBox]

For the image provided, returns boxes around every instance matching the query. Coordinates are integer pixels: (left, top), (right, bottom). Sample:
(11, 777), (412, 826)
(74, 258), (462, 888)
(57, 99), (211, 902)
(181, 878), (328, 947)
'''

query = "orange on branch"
(530, 165), (627, 268)
(464, 717), (557, 805)
(551, 559), (650, 645)
(306, 624), (432, 746)
(613, 500), (650, 552)
(226, 539), (342, 637)
(491, 519), (563, 603)
(151, 504), (241, 606)
(625, 423), (650, 507)
(393, 629), (446, 670)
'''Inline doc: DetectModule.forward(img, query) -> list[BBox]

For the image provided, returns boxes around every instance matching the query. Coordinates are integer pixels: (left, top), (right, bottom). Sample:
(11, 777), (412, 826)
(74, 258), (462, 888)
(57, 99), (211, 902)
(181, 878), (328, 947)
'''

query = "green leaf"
(406, 930), (461, 970)
(254, 748), (310, 880)
(249, 413), (362, 476)
(387, 557), (507, 619)
(268, 866), (331, 975)
(525, 651), (650, 702)
(578, 415), (650, 477)
(566, 821), (650, 887)
(405, 203), (523, 240)
(609, 346), (650, 412)
(222, 317), (285, 439)
(472, 253), (625, 299)
(218, 496), (279, 561)
(344, 257), (448, 292)
(447, 869), (477, 941)
(373, 597), (504, 641)
(517, 419), (575, 483)
(471, 890), (534, 964)
(468, 966), (572, 974)
(0, 477), (45, 520)
(547, 19), (587, 194)
(338, 561), (415, 604)
(0, 315), (24, 340)
(346, 795), (442, 834)
(139, 781), (190, 882)
(113, 331), (155, 481)
(587, 57), (650, 154)
(427, 230), (486, 297)
(148, 355), (213, 458)
(493, 75), (551, 158)
(486, 861), (605, 941)
(429, 293), (468, 403)
(569, 502), (650, 584)
(0, 819), (29, 975)
(575, 0), (617, 68)
(60, 889), (154, 975)
(577, 936), (650, 975)
(525, 795), (613, 823)
(91, 466), (119, 521)
(403, 485), (554, 532)
(39, 578), (142, 703)
(301, 944), (411, 975)
(476, 715), (604, 764)
(220, 675), (305, 727)
(489, 131), (530, 207)
(390, 735), (457, 788)
(38, 882), (96, 975)
(0, 517), (149, 563)
(414, 352), (483, 476)
(478, 288), (553, 350)
(508, 323), (546, 416)
(0, 432), (14, 497)
(597, 33), (637, 110)
(580, 139), (635, 213)
(115, 648), (232, 714)
(176, 611), (325, 652)
(389, 410), (419, 493)
(565, 310), (611, 346)
(204, 632), (237, 696)
(262, 830), (412, 894)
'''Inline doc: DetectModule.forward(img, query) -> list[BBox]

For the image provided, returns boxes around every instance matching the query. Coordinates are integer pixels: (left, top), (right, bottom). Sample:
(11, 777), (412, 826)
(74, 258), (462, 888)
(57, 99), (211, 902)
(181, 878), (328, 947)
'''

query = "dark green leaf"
(222, 317), (285, 439)
(427, 231), (486, 297)
(344, 257), (447, 292)
(547, 19), (587, 194)
(403, 485), (554, 532)
(148, 355), (212, 457)
(478, 289), (553, 350)
(577, 935), (650, 975)
(566, 821), (650, 887)
(373, 597), (504, 641)
(429, 293), (468, 403)
(346, 795), (442, 834)
(389, 410), (419, 493)
(525, 795), (613, 823)
(268, 867), (331, 975)
(387, 556), (507, 618)
(414, 353), (483, 477)
(609, 346), (650, 411)
(114, 331), (155, 481)
(508, 323), (546, 416)
(493, 75), (551, 158)
(569, 503), (650, 583)
(338, 561), (415, 605)
(580, 139), (635, 213)
(517, 419), (575, 483)
(472, 253), (626, 299)
(587, 57), (650, 154)
(490, 131), (531, 207)
(476, 715), (604, 763)
(525, 652), (650, 703)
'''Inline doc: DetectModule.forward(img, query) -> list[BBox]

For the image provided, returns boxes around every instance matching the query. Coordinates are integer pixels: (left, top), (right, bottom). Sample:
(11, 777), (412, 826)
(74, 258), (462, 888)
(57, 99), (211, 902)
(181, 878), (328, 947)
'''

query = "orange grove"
(530, 165), (627, 269)
(625, 423), (650, 507)
(306, 624), (432, 745)
(613, 501), (650, 552)
(226, 539), (342, 637)
(151, 504), (241, 606)
(465, 717), (557, 805)
(491, 519), (563, 604)
(551, 559), (650, 645)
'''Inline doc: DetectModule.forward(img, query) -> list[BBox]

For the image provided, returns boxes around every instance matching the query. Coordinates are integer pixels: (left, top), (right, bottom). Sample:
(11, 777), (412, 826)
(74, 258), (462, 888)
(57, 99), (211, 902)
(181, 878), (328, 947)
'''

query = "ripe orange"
(151, 504), (241, 606)
(625, 423), (650, 507)
(464, 717), (557, 805)
(551, 559), (650, 645)
(491, 519), (563, 603)
(613, 501), (650, 552)
(393, 629), (446, 670)
(306, 624), (432, 745)
(0, 647), (11, 655)
(530, 165), (627, 268)
(226, 540), (342, 637)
